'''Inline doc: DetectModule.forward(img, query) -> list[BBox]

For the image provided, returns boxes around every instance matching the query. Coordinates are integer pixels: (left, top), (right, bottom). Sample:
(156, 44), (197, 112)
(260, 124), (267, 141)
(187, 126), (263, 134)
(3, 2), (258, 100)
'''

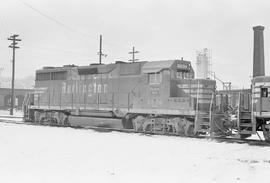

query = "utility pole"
(0, 67), (3, 88)
(99, 35), (102, 64)
(97, 35), (107, 64)
(8, 34), (21, 115)
(128, 46), (139, 62)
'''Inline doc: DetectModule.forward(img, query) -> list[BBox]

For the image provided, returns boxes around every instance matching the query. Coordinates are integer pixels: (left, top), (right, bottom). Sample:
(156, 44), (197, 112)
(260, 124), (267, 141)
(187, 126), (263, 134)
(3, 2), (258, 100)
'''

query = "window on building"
(149, 72), (162, 84)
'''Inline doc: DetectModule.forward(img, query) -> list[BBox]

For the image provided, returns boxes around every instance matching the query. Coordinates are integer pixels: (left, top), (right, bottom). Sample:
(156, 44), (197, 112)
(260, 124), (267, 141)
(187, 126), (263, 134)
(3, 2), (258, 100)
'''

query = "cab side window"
(261, 88), (268, 97)
(149, 72), (162, 84)
(176, 71), (192, 79)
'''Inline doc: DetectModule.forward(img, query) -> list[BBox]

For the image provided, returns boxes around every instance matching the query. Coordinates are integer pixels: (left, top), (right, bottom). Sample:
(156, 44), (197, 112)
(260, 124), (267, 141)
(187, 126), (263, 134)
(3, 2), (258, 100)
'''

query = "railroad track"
(0, 117), (269, 147)
(0, 115), (23, 119)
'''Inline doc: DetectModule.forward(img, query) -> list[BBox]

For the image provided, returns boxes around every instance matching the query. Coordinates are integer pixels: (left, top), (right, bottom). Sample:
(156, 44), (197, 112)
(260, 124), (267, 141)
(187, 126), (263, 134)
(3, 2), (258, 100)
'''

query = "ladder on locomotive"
(22, 93), (32, 121)
(237, 92), (255, 135)
(194, 93), (214, 134)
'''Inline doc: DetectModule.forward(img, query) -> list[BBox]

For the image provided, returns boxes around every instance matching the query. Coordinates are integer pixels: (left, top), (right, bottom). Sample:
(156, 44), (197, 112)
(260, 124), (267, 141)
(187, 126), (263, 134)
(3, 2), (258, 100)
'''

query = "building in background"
(0, 67), (34, 110)
(196, 48), (212, 79)
(0, 88), (33, 110)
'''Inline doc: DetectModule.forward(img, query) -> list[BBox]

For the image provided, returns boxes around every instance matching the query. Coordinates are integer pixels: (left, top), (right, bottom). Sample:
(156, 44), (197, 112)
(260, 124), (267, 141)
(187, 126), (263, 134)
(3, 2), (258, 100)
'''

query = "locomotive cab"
(135, 59), (216, 135)
(136, 59), (199, 113)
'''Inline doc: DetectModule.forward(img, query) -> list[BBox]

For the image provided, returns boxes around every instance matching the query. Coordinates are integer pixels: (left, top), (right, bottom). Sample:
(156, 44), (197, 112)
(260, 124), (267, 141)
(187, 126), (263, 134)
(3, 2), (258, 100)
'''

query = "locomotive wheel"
(63, 117), (70, 127)
(211, 114), (232, 135)
(39, 117), (46, 125)
(38, 113), (58, 126)
(50, 118), (58, 125)
(184, 123), (195, 137)
(34, 111), (41, 123)
(143, 118), (155, 132)
(262, 124), (270, 142)
(144, 123), (154, 132)
(122, 114), (134, 129)
(132, 116), (145, 131)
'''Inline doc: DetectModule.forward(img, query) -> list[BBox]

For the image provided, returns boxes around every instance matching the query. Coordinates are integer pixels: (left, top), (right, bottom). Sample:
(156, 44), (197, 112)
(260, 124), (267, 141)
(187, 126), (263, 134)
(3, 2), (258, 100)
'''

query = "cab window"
(261, 88), (268, 97)
(176, 71), (191, 79)
(149, 72), (162, 84)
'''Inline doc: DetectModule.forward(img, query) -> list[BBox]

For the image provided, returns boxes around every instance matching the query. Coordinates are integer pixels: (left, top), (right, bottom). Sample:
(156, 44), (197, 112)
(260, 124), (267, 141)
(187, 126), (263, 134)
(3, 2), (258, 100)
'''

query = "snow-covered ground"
(0, 110), (23, 118)
(0, 110), (23, 124)
(0, 121), (270, 183)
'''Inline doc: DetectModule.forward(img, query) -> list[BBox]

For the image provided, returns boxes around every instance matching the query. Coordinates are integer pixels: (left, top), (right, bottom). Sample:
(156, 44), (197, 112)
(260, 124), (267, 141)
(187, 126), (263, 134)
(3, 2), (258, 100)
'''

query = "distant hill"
(0, 75), (35, 89)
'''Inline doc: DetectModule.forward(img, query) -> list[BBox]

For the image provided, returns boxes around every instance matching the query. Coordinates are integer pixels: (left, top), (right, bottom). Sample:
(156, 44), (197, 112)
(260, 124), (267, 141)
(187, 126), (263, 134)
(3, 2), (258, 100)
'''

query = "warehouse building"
(0, 88), (33, 109)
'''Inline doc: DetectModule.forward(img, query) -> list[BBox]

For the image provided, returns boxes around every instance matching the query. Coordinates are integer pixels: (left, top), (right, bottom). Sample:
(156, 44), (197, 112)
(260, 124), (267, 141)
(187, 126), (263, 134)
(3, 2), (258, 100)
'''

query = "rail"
(0, 118), (269, 146)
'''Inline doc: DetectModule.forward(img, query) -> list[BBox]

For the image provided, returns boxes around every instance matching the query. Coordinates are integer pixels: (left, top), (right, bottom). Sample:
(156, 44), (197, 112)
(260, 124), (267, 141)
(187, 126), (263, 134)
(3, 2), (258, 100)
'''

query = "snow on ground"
(0, 110), (23, 117)
(0, 110), (23, 123)
(1, 122), (270, 183)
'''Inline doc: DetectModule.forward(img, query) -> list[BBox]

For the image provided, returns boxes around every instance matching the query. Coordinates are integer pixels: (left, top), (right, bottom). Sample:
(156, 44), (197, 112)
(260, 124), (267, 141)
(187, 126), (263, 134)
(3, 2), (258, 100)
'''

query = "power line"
(18, 0), (96, 40)
(0, 38), (97, 58)
(16, 0), (143, 63)
(18, 0), (128, 51)
(22, 43), (93, 56)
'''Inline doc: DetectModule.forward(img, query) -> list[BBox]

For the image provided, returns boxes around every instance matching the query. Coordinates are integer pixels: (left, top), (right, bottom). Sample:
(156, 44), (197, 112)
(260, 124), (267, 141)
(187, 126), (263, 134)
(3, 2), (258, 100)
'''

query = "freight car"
(231, 26), (270, 142)
(250, 76), (270, 141)
(228, 76), (270, 142)
(213, 25), (270, 142)
(23, 59), (232, 137)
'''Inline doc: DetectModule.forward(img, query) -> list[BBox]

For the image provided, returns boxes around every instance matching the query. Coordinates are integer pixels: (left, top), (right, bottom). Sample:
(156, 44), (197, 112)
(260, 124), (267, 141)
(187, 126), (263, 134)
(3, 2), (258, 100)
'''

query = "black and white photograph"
(1, 0), (270, 182)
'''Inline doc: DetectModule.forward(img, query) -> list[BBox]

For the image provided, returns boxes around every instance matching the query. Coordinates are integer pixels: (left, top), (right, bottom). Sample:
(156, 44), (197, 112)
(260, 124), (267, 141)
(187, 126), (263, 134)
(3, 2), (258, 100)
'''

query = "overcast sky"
(0, 0), (270, 88)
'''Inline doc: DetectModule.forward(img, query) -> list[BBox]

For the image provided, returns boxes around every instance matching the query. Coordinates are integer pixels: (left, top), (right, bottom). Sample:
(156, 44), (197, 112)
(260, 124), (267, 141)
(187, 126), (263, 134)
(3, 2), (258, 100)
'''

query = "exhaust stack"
(253, 25), (265, 77)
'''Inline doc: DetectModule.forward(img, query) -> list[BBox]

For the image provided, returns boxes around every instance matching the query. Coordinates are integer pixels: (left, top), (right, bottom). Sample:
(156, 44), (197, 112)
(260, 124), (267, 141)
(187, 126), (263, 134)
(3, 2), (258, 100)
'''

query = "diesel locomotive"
(23, 59), (229, 137)
(22, 25), (270, 141)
